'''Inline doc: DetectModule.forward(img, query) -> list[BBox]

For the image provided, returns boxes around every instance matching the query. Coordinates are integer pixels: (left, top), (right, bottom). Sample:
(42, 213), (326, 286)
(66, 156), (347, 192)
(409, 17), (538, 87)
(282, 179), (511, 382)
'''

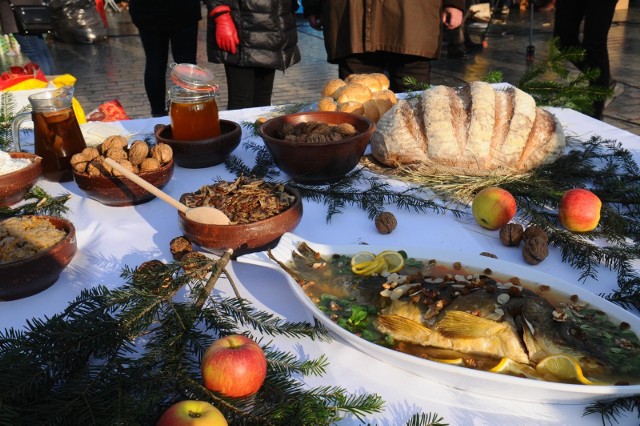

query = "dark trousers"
(337, 52), (432, 93)
(553, 0), (618, 118)
(138, 24), (199, 116)
(224, 65), (276, 110)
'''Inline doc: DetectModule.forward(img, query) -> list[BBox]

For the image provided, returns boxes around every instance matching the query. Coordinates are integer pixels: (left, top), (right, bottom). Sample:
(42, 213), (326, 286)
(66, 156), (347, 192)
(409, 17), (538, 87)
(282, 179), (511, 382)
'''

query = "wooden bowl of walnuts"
(71, 136), (174, 207)
(257, 111), (375, 184)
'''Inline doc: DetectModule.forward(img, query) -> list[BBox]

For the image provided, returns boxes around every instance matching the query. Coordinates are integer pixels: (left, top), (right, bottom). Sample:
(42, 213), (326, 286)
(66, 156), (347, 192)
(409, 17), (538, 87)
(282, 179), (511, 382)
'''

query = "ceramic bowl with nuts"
(72, 135), (174, 207)
(257, 111), (375, 184)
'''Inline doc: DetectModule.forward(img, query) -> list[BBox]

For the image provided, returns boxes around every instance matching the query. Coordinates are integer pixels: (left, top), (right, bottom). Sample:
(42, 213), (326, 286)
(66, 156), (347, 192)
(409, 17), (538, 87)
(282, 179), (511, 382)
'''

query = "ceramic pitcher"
(12, 86), (86, 182)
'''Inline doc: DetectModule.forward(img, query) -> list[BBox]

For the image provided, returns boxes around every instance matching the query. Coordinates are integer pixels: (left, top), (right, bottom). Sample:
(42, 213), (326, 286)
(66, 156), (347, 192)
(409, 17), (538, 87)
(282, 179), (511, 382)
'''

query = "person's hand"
(308, 14), (323, 30)
(211, 5), (239, 54)
(442, 7), (463, 30)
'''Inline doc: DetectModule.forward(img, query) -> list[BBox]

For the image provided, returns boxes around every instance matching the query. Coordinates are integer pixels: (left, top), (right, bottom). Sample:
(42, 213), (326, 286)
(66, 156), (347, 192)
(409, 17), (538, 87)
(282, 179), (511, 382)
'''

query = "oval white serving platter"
(238, 232), (640, 404)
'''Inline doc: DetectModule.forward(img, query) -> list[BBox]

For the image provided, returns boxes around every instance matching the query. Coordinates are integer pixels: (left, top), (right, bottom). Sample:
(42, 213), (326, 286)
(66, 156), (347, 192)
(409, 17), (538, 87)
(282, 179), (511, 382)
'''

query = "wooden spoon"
(103, 157), (230, 225)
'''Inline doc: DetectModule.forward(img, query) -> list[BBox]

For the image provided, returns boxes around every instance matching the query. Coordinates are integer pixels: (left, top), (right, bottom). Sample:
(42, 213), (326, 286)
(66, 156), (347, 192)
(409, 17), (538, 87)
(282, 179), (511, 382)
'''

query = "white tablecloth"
(1, 106), (639, 425)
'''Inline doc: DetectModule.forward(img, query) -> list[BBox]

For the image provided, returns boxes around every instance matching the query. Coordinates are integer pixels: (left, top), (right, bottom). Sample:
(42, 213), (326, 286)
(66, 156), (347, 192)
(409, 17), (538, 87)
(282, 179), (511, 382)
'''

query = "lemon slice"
(535, 354), (601, 385)
(489, 357), (539, 379)
(351, 258), (386, 276)
(375, 250), (405, 273)
(431, 357), (465, 366)
(350, 251), (376, 267)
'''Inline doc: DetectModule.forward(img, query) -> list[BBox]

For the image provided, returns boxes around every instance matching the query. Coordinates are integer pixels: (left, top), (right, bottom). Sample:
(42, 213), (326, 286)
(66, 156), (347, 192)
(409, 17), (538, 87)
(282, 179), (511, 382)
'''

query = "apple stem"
(194, 248), (234, 311)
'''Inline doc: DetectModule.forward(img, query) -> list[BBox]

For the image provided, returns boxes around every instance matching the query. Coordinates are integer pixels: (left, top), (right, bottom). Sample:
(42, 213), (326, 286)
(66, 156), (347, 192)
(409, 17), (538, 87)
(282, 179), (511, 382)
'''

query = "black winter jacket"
(129, 0), (202, 31)
(205, 0), (300, 71)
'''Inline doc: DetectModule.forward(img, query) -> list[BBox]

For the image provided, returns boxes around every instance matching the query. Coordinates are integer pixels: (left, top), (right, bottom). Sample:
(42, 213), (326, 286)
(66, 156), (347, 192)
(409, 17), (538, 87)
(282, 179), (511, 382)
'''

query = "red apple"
(558, 188), (602, 232)
(471, 187), (517, 230)
(201, 334), (267, 398)
(156, 400), (227, 426)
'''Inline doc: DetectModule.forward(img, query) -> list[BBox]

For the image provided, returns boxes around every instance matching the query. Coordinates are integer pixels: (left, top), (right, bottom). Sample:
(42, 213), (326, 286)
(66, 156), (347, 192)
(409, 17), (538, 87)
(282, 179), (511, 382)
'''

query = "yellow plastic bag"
(52, 74), (87, 124)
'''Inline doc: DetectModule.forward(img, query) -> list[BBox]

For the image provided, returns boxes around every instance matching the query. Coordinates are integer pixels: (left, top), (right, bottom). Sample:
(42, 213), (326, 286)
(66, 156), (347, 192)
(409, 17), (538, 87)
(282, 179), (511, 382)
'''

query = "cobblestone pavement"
(2, 2), (639, 136)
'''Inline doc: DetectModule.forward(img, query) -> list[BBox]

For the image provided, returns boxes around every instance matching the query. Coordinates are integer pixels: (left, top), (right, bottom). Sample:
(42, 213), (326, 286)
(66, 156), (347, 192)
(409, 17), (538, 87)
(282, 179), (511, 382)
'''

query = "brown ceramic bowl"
(73, 158), (174, 207)
(0, 215), (77, 301)
(178, 186), (303, 256)
(258, 111), (375, 184)
(155, 120), (242, 168)
(0, 152), (43, 207)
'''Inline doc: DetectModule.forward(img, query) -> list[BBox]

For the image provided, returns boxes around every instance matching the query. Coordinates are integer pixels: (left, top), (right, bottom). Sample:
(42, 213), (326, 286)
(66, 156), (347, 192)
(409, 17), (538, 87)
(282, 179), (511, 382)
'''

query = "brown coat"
(303, 0), (465, 62)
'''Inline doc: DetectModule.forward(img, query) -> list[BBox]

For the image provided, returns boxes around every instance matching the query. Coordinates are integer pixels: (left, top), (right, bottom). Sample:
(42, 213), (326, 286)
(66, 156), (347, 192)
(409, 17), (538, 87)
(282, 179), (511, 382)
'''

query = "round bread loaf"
(370, 82), (566, 175)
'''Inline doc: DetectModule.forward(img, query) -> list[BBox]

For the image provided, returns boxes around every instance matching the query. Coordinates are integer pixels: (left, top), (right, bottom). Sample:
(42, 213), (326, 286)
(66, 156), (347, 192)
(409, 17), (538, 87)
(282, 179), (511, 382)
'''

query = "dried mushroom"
(182, 176), (296, 224)
(276, 120), (358, 143)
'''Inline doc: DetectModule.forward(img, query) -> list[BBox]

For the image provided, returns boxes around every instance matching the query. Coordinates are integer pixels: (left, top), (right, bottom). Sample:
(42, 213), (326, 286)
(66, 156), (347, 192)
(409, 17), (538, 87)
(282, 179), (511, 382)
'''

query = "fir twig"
(583, 396), (640, 426)
(405, 412), (449, 426)
(0, 186), (70, 218)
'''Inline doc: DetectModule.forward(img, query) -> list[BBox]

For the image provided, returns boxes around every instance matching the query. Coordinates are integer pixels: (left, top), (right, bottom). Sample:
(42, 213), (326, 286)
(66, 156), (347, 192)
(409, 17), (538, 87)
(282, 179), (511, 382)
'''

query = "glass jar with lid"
(169, 63), (221, 141)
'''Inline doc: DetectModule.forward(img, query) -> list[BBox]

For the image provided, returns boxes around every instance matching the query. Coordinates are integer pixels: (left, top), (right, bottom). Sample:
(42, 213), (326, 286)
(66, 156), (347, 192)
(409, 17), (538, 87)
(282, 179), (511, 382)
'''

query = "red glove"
(210, 5), (239, 55)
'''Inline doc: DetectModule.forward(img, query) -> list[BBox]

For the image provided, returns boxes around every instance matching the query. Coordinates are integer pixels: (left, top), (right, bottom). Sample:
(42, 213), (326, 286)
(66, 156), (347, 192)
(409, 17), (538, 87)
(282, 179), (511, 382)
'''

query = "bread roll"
(374, 90), (398, 105)
(363, 100), (381, 122)
(337, 83), (373, 104)
(371, 73), (390, 91)
(338, 101), (365, 115)
(318, 97), (338, 112)
(345, 74), (383, 92)
(322, 79), (347, 99)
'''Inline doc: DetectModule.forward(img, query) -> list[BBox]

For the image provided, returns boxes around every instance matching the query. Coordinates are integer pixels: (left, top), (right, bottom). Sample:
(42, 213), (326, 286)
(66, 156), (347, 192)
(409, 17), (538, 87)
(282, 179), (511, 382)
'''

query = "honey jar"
(169, 63), (220, 141)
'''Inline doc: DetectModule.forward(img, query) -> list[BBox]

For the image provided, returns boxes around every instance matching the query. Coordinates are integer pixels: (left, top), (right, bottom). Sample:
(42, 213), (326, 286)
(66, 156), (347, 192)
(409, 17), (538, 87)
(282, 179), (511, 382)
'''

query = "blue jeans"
(13, 34), (55, 75)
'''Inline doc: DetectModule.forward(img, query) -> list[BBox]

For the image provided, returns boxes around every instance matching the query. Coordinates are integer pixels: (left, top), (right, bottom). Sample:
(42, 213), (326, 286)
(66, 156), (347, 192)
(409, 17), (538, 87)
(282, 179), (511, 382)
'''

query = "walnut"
(180, 251), (212, 279)
(128, 140), (149, 166)
(70, 153), (89, 174)
(110, 159), (134, 177)
(328, 130), (344, 141)
(150, 143), (173, 164)
(105, 147), (128, 161)
(170, 236), (193, 261)
(133, 259), (172, 292)
(139, 157), (161, 173)
(307, 133), (328, 143)
(523, 225), (549, 245)
(87, 159), (105, 177)
(100, 135), (128, 154)
(81, 146), (100, 161)
(522, 236), (549, 265)
(375, 211), (397, 234)
(499, 223), (524, 247)
(336, 122), (357, 136)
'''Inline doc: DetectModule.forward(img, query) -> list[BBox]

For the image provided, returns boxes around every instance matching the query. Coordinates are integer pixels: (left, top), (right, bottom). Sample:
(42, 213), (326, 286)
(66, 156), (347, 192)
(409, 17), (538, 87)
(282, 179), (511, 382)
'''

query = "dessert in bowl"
(0, 152), (43, 207)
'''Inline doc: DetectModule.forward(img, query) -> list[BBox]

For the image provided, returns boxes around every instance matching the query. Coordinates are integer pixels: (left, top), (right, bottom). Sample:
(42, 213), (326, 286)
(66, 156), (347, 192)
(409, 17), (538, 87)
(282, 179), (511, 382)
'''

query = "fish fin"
(436, 311), (508, 338)
(376, 315), (433, 344)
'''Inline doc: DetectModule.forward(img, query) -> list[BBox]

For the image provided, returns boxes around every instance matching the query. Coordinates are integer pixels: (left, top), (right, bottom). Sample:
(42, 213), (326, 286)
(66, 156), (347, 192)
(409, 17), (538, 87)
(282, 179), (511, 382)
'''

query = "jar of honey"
(169, 63), (220, 141)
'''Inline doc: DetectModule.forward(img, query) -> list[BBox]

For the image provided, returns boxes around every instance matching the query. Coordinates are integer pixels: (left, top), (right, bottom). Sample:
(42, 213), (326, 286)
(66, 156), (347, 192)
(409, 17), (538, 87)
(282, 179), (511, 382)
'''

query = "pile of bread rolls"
(317, 73), (398, 123)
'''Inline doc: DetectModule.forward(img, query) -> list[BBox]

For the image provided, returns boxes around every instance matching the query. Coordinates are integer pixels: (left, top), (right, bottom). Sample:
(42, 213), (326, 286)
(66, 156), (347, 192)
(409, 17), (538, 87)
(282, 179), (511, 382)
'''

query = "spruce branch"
(0, 186), (70, 218)
(583, 396), (640, 426)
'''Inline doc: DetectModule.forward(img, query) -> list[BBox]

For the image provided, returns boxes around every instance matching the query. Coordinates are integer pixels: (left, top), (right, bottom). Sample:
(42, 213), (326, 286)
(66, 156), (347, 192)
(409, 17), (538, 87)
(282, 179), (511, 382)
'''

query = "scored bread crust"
(370, 82), (566, 175)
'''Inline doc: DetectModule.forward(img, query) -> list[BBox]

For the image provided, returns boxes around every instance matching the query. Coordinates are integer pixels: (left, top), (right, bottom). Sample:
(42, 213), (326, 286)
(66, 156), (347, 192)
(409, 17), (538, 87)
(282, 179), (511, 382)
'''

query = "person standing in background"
(205, 0), (300, 110)
(0, 0), (55, 75)
(553, 0), (621, 120)
(302, 0), (464, 93)
(129, 0), (202, 117)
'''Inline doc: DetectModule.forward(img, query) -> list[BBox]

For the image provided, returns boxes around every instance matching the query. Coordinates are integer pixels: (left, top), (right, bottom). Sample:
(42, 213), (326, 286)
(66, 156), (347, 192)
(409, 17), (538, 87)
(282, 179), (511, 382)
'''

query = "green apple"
(201, 334), (267, 398)
(558, 188), (602, 232)
(471, 187), (517, 230)
(156, 400), (227, 426)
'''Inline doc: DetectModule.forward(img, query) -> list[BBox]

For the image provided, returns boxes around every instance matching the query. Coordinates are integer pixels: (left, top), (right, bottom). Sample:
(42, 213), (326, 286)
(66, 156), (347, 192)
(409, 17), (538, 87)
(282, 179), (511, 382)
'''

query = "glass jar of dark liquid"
(11, 86), (87, 182)
(169, 63), (220, 141)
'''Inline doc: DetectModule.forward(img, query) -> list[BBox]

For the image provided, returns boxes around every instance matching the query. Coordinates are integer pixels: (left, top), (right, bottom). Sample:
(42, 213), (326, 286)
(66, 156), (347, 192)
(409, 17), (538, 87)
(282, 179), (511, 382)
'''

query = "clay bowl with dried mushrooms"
(0, 152), (43, 207)
(71, 137), (175, 207)
(257, 111), (375, 184)
(155, 120), (242, 168)
(178, 176), (303, 256)
(0, 215), (77, 301)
